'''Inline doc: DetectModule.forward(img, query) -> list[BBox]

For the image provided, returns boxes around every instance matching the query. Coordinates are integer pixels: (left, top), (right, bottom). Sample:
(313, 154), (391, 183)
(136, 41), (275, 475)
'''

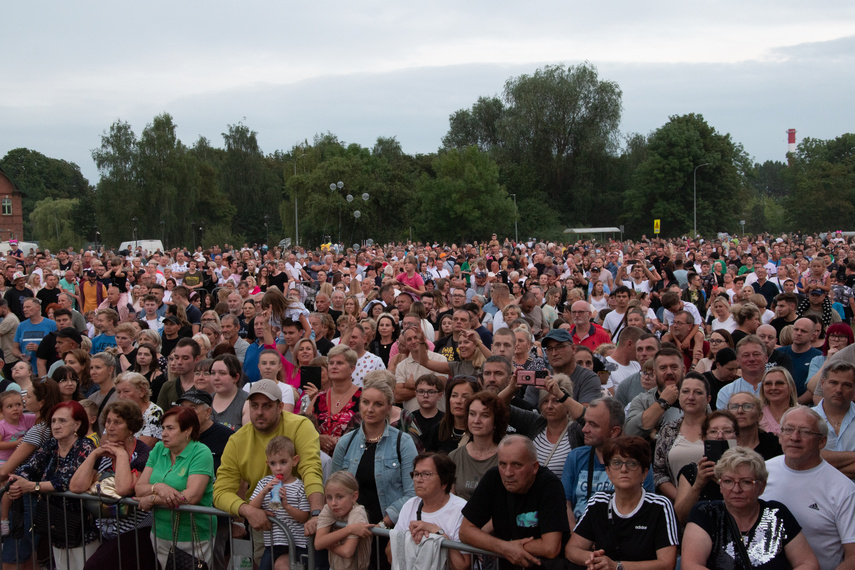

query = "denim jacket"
(332, 423), (417, 523)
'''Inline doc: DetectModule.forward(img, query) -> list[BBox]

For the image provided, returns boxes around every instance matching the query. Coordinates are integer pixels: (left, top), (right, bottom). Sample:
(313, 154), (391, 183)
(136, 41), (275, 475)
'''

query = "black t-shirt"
(315, 336), (334, 357)
(4, 287), (33, 321)
(421, 423), (462, 455)
(412, 410), (443, 438)
(702, 371), (729, 411)
(688, 500), (799, 570)
(355, 442), (382, 523)
(573, 491), (679, 563)
(433, 335), (460, 362)
(161, 335), (180, 358)
(770, 317), (797, 341)
(463, 466), (570, 570)
(184, 304), (202, 327)
(199, 421), (234, 472)
(270, 272), (289, 292)
(35, 332), (60, 370)
(755, 430), (783, 460)
(36, 287), (61, 315)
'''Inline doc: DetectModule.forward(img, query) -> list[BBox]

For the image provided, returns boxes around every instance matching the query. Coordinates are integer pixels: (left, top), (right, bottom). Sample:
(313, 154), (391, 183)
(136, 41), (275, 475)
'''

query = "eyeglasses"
(58, 378), (77, 384)
(544, 343), (571, 353)
(719, 478), (758, 490)
(780, 426), (823, 438)
(829, 334), (849, 341)
(727, 403), (756, 412)
(410, 471), (435, 480)
(709, 339), (725, 345)
(707, 429), (736, 437)
(415, 390), (439, 397)
(608, 459), (642, 471)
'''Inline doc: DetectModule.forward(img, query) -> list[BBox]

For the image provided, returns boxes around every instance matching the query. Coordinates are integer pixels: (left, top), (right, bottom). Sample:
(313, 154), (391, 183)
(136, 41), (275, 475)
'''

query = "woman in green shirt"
(135, 406), (215, 568)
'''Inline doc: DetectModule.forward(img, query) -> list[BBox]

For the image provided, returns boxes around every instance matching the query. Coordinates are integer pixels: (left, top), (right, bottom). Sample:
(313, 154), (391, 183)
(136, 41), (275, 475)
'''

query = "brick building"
(0, 166), (25, 242)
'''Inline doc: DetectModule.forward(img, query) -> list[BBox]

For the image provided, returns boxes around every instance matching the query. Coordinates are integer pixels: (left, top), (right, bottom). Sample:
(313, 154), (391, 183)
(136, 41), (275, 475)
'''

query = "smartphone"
(534, 370), (548, 387)
(300, 366), (322, 390)
(515, 369), (536, 386)
(703, 440), (731, 464)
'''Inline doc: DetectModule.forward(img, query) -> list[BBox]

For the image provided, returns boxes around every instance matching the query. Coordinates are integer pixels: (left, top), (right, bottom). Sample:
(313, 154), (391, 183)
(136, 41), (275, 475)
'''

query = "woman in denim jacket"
(332, 374), (417, 529)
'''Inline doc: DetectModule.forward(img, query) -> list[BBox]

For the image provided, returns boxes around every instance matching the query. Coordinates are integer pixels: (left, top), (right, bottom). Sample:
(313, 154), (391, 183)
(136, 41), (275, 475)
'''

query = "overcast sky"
(2, 1), (854, 184)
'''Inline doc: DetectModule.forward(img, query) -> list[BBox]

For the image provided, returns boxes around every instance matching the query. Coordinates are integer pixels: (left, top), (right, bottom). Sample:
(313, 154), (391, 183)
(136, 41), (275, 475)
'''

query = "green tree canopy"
(622, 113), (749, 238)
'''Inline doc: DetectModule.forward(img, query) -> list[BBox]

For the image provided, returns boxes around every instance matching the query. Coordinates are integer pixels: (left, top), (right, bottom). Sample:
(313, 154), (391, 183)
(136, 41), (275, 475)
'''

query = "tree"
(0, 148), (91, 238)
(29, 198), (83, 250)
(784, 134), (855, 232)
(442, 63), (623, 234)
(92, 120), (139, 244)
(622, 113), (750, 238)
(220, 122), (283, 244)
(414, 146), (515, 243)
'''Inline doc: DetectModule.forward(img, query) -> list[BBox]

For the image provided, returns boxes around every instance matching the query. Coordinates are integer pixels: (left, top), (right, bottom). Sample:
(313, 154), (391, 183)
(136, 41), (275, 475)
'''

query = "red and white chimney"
(787, 129), (796, 154)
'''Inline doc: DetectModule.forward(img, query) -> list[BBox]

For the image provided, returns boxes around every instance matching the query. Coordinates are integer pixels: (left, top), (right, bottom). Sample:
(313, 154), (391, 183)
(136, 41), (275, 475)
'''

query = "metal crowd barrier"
(0, 490), (502, 570)
(336, 522), (502, 570)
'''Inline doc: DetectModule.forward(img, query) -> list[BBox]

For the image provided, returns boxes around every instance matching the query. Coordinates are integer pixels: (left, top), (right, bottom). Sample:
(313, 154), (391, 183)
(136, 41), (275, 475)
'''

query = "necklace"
(365, 433), (383, 443)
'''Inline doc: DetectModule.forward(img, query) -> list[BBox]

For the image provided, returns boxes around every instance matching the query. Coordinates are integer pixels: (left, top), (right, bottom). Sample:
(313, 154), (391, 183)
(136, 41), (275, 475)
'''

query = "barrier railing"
(0, 490), (503, 570)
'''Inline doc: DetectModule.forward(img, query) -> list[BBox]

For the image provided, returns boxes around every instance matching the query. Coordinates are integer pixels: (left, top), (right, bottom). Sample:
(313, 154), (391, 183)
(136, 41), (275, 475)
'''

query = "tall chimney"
(787, 129), (796, 155)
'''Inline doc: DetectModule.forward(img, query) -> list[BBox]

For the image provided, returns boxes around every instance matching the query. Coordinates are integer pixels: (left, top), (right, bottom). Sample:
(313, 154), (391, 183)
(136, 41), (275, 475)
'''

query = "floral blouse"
(17, 436), (99, 545)
(313, 388), (362, 438)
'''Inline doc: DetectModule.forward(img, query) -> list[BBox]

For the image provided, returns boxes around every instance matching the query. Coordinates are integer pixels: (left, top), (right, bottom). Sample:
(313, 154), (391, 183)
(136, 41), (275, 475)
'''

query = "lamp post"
(693, 163), (710, 238)
(510, 193), (518, 244)
(132, 217), (138, 247)
(264, 214), (270, 245)
(293, 152), (307, 246)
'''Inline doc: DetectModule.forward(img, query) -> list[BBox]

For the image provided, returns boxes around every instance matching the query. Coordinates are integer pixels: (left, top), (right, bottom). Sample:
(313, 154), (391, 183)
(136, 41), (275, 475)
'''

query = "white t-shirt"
(622, 279), (652, 294)
(605, 357), (641, 388)
(662, 301), (703, 326)
(394, 494), (467, 541)
(709, 316), (737, 333)
(602, 310), (625, 334)
(762, 457), (855, 570)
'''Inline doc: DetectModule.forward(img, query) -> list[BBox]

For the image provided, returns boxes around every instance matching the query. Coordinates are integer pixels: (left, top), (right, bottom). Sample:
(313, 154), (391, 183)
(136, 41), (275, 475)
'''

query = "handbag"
(165, 511), (209, 570)
(84, 474), (133, 520)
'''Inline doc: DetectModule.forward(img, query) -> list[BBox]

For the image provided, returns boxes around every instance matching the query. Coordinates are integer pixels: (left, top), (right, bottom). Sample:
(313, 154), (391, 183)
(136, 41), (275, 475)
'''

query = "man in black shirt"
(460, 435), (569, 569)
(3, 271), (33, 321)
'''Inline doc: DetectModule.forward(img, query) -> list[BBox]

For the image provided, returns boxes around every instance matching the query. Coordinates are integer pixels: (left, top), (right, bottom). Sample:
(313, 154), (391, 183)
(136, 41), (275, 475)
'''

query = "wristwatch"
(311, 509), (321, 517)
(557, 391), (570, 403)
(656, 398), (671, 411)
(436, 529), (445, 536)
(616, 563), (624, 570)
(34, 482), (41, 493)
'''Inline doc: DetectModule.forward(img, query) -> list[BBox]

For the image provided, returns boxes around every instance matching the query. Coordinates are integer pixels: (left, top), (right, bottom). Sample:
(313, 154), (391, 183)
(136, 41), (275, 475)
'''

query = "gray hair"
(823, 360), (855, 381)
(780, 405), (829, 438)
(714, 446), (768, 485)
(498, 434), (537, 463)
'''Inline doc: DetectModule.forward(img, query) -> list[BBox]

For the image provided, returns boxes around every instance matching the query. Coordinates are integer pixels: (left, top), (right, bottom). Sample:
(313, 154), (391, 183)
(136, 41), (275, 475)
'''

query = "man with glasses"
(762, 406), (855, 570)
(566, 301), (611, 350)
(542, 329), (601, 405)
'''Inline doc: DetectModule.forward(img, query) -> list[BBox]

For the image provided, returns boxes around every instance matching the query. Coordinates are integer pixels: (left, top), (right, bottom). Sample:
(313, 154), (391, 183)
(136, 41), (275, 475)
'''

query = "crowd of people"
(0, 231), (853, 569)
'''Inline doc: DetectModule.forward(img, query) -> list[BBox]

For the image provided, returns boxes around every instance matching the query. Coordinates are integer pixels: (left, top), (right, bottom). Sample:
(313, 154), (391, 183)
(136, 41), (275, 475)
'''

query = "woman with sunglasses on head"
(565, 435), (679, 570)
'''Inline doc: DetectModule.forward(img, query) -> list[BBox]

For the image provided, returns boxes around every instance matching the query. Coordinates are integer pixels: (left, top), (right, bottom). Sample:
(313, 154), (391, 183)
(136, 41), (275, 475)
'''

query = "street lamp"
(264, 214), (270, 245)
(510, 194), (518, 244)
(132, 217), (138, 246)
(693, 163), (710, 238)
(293, 152), (307, 246)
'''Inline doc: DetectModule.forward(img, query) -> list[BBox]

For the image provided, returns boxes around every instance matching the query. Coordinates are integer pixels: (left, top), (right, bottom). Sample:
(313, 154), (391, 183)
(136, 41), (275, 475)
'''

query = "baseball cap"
(475, 271), (487, 279)
(247, 379), (282, 402)
(809, 289), (825, 295)
(176, 388), (213, 407)
(56, 328), (83, 345)
(163, 315), (181, 325)
(12, 272), (25, 281)
(542, 329), (573, 345)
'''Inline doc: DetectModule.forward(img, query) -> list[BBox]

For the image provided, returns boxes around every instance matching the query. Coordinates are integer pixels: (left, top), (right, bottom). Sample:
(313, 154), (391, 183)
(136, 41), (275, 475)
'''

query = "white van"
(119, 239), (165, 256)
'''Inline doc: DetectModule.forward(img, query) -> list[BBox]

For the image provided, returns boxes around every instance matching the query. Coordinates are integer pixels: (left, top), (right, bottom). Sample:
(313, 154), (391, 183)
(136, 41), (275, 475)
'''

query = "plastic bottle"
(269, 474), (284, 509)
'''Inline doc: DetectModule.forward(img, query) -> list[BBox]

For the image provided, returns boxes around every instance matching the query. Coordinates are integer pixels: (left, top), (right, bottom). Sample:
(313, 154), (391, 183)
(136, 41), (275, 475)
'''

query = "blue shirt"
(14, 317), (57, 374)
(90, 333), (117, 355)
(242, 340), (264, 384)
(775, 346), (822, 395)
(716, 377), (763, 410)
(561, 445), (656, 521)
